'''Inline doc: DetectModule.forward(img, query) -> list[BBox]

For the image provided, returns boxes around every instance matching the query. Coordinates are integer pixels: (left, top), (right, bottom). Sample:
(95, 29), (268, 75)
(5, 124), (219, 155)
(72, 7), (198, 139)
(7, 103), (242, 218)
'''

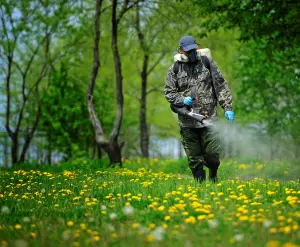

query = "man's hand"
(184, 96), (194, 106)
(225, 111), (235, 124)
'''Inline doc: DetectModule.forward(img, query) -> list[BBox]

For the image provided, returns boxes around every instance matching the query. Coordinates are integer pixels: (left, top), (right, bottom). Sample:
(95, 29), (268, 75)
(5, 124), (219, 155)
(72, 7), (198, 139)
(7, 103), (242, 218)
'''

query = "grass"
(0, 158), (299, 247)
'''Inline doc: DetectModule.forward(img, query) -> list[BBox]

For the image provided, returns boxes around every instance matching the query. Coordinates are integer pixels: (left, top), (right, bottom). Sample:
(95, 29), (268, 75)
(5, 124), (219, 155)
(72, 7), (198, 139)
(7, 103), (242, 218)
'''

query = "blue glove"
(183, 96), (194, 106)
(225, 111), (235, 124)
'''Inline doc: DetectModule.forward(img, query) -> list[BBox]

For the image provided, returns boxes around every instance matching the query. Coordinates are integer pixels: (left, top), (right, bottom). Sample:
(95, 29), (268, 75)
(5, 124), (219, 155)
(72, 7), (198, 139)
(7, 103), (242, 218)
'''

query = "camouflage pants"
(180, 127), (220, 172)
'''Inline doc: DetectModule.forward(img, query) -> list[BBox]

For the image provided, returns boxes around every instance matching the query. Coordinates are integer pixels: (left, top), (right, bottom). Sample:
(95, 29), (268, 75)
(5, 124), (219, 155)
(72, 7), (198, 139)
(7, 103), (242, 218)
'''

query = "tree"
(0, 0), (80, 164)
(87, 0), (136, 166)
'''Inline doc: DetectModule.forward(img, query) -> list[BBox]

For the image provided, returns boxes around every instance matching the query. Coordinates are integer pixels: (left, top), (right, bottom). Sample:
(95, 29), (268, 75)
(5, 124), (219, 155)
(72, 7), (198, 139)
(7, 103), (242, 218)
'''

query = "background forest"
(0, 0), (299, 167)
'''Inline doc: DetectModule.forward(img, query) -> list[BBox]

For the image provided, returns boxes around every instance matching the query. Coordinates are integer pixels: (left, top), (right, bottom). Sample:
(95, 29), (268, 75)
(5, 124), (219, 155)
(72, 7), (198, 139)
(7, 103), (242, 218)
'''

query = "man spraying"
(164, 36), (234, 182)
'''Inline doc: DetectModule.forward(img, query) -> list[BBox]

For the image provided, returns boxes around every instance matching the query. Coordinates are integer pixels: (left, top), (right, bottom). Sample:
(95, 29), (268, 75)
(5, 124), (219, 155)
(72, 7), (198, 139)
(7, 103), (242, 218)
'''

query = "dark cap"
(179, 36), (198, 51)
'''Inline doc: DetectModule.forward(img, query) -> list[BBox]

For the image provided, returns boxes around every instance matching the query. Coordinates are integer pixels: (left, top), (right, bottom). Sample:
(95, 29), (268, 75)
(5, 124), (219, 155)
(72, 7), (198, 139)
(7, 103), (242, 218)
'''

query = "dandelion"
(109, 212), (117, 220)
(23, 217), (30, 223)
(282, 243), (298, 247)
(234, 234), (244, 242)
(164, 216), (171, 221)
(197, 215), (206, 221)
(15, 224), (22, 229)
(62, 231), (70, 240)
(145, 234), (155, 242)
(131, 223), (139, 229)
(122, 205), (134, 216)
(1, 206), (10, 214)
(101, 205), (107, 210)
(148, 223), (156, 230)
(41, 188), (46, 193)
(263, 220), (272, 228)
(92, 236), (100, 241)
(269, 228), (278, 233)
(208, 219), (219, 229)
(111, 233), (118, 239)
(80, 224), (86, 230)
(67, 221), (74, 227)
(151, 226), (165, 241)
(185, 216), (197, 224)
(266, 240), (280, 247)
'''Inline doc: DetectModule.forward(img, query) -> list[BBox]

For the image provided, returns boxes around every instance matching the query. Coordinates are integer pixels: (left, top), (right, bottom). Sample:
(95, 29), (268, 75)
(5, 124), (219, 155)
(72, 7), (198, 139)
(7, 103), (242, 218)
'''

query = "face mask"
(187, 49), (197, 63)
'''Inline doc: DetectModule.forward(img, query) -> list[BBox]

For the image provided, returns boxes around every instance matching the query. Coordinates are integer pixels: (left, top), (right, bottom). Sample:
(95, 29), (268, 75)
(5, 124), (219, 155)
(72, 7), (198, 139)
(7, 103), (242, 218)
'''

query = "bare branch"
(146, 87), (162, 95)
(147, 52), (166, 75)
(117, 0), (139, 25)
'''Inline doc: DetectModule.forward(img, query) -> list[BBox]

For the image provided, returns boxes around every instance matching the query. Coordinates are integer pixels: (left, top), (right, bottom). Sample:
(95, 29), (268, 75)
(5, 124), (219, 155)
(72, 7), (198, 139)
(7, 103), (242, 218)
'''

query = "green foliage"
(235, 39), (300, 133)
(40, 64), (93, 159)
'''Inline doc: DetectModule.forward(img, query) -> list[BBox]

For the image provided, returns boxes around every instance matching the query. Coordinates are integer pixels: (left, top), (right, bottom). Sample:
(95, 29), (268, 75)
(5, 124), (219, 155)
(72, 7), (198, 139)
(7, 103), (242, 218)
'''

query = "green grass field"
(0, 158), (299, 247)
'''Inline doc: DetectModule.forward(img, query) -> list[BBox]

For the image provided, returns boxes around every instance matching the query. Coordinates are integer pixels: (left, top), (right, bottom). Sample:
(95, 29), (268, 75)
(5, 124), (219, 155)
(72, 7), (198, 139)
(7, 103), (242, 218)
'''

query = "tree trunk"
(11, 134), (18, 165)
(87, 0), (127, 167)
(103, 140), (122, 166)
(97, 143), (102, 159)
(4, 134), (9, 168)
(140, 55), (149, 158)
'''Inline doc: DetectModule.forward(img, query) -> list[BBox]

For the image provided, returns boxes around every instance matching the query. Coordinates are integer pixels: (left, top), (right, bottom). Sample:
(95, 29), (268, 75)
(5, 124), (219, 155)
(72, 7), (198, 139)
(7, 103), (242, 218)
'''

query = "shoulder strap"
(201, 55), (210, 72)
(173, 61), (180, 75)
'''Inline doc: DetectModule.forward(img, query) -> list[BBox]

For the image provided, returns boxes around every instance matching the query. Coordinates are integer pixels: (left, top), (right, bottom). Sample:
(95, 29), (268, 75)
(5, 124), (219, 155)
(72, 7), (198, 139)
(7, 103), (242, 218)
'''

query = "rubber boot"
(192, 169), (206, 183)
(209, 163), (219, 183)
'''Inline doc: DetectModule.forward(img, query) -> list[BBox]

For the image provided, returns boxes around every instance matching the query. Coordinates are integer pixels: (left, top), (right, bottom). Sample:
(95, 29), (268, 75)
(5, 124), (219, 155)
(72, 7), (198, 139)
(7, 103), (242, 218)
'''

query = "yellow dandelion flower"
(164, 216), (171, 221)
(92, 236), (100, 241)
(15, 224), (22, 229)
(197, 215), (206, 221)
(269, 228), (278, 233)
(111, 233), (118, 239)
(146, 234), (155, 242)
(185, 216), (197, 224)
(266, 240), (280, 247)
(282, 243), (298, 247)
(131, 223), (139, 229)
(67, 221), (74, 227)
(148, 223), (155, 230)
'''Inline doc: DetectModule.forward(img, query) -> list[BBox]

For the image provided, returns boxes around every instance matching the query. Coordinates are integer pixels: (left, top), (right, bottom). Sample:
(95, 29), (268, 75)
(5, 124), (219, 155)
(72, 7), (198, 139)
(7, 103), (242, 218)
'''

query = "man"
(164, 36), (234, 182)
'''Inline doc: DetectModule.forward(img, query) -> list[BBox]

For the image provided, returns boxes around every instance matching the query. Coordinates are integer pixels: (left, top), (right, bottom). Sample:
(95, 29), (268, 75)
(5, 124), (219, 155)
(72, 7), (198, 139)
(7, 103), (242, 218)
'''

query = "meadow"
(0, 158), (299, 247)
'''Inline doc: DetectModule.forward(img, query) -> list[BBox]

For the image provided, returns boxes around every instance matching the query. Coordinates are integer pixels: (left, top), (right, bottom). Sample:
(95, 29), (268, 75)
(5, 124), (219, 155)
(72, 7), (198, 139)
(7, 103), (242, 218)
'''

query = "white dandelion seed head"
(208, 219), (219, 229)
(109, 212), (117, 220)
(122, 205), (134, 216)
(263, 220), (272, 228)
(234, 234), (244, 242)
(23, 217), (30, 223)
(1, 206), (10, 214)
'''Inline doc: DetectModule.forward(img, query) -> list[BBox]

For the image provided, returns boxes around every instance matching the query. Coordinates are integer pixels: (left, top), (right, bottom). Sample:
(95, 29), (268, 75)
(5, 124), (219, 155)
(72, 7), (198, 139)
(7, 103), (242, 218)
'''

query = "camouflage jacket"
(164, 57), (233, 128)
